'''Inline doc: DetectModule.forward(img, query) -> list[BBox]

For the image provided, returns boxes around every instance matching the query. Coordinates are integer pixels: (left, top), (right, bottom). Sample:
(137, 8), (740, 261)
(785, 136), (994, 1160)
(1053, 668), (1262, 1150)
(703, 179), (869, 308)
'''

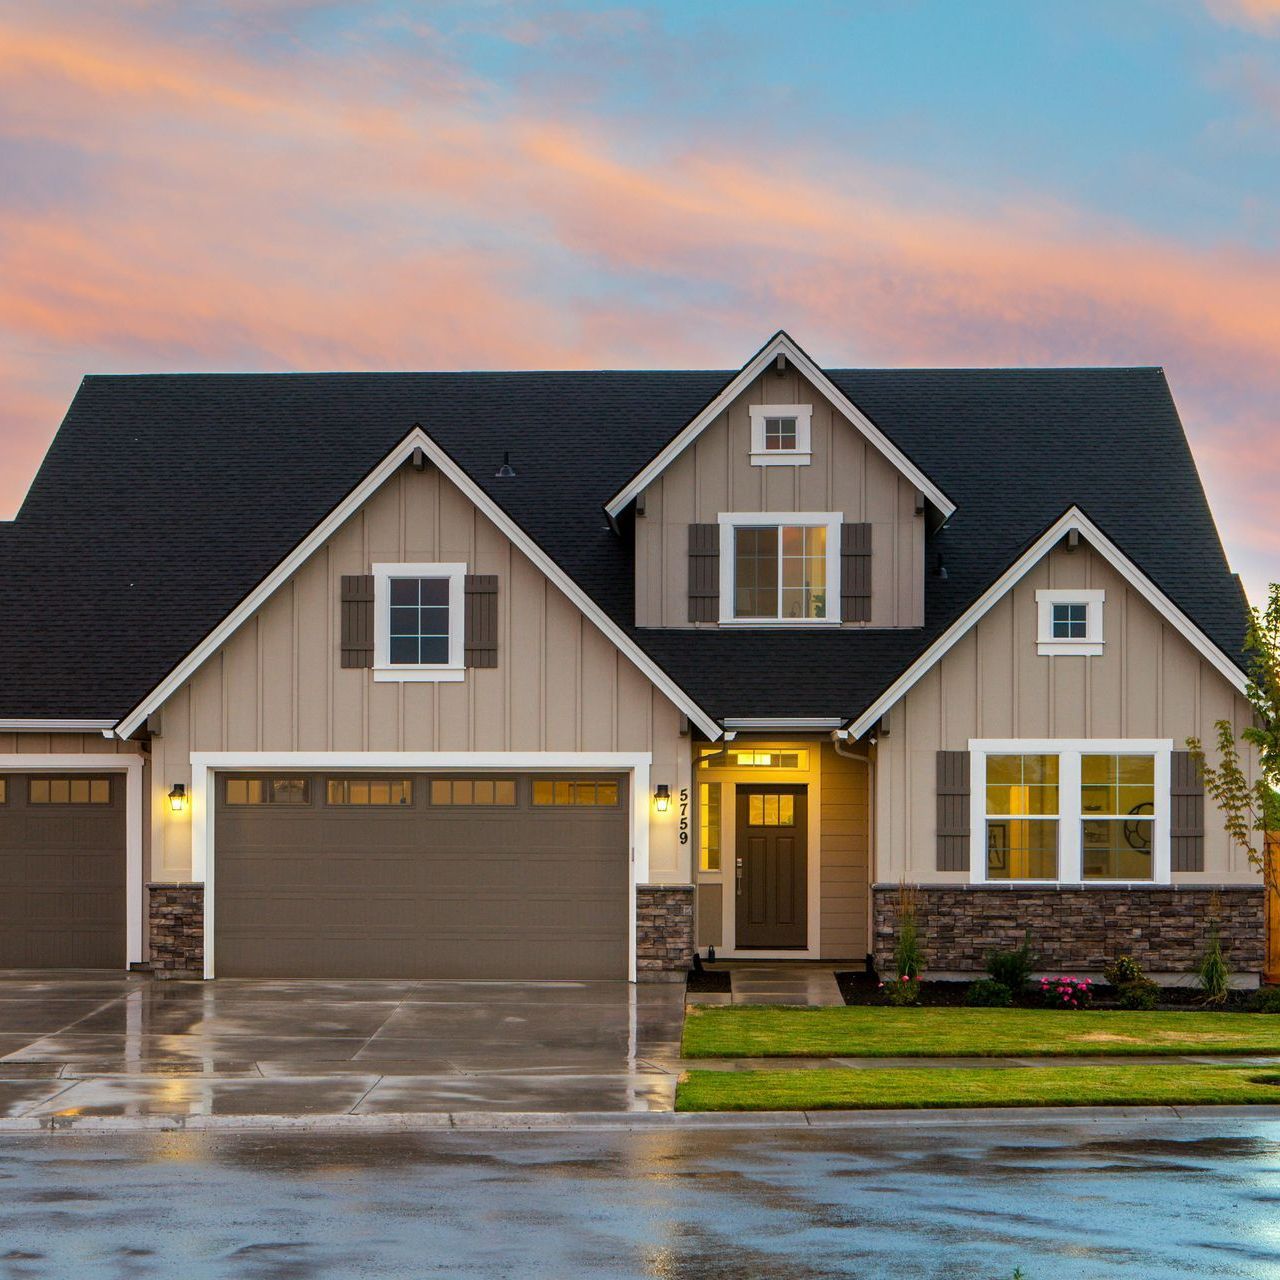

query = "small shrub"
(965, 978), (1013, 1007)
(1248, 987), (1280, 1013)
(1115, 978), (1161, 1011)
(1039, 976), (1093, 1009)
(987, 932), (1036, 994)
(879, 974), (921, 1006)
(1197, 925), (1231, 1006)
(1102, 954), (1146, 988)
(893, 882), (925, 980)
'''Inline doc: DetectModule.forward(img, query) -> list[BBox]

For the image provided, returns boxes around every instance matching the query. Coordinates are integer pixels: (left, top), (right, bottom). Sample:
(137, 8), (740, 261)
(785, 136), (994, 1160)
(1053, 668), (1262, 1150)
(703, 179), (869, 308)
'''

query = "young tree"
(1187, 583), (1280, 902)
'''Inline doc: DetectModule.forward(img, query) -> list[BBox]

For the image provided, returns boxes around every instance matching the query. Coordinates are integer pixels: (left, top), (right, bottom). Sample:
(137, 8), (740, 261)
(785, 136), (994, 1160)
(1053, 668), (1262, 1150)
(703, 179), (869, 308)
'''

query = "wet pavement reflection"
(0, 1117), (1278, 1277)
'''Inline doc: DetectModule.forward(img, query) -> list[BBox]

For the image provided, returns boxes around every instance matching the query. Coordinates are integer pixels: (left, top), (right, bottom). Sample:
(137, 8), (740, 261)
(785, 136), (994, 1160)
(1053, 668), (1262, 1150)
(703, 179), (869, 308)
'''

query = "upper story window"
(373, 562), (466, 682)
(748, 404), (812, 466)
(1036, 588), (1104, 656)
(718, 513), (841, 625)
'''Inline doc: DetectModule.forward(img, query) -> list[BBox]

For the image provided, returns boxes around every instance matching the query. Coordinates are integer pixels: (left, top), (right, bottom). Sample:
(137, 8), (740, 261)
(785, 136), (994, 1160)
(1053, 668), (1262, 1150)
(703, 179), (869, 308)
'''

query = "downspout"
(831, 728), (876, 970)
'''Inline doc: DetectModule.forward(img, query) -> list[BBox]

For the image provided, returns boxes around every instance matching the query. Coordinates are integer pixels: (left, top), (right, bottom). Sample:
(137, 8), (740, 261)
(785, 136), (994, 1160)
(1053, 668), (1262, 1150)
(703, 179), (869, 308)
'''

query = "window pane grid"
(225, 777), (310, 805)
(430, 779), (517, 806)
(763, 416), (798, 450)
(1051, 602), (1089, 639)
(29, 777), (111, 805)
(985, 754), (1059, 879)
(697, 749), (810, 770)
(388, 576), (450, 666)
(747, 793), (795, 826)
(1081, 753), (1154, 880)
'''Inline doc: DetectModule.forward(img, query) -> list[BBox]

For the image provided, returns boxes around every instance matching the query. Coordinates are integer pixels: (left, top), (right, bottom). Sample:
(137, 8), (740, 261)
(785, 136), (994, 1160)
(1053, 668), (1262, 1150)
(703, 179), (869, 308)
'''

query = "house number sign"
(678, 787), (690, 845)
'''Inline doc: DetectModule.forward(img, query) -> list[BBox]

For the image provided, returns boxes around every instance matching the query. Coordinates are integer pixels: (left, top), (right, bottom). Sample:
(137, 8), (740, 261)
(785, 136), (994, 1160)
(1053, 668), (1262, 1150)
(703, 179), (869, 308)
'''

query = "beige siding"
(876, 543), (1259, 885)
(820, 742), (869, 959)
(696, 883), (723, 948)
(149, 464), (690, 882)
(0, 733), (137, 755)
(634, 367), (925, 628)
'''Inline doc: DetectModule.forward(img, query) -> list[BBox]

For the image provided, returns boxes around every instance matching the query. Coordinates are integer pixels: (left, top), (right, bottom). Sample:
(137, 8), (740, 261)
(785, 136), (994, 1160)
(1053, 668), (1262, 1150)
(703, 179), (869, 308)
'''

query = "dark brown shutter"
(340, 575), (375, 669)
(688, 524), (719, 623)
(1171, 750), (1205, 873)
(841, 523), (872, 623)
(936, 750), (971, 872)
(464, 575), (499, 668)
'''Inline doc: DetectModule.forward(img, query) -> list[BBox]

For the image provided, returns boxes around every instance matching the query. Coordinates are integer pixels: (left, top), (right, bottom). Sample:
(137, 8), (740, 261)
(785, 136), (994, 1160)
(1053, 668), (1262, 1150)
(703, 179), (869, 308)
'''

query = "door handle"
(735, 857), (744, 895)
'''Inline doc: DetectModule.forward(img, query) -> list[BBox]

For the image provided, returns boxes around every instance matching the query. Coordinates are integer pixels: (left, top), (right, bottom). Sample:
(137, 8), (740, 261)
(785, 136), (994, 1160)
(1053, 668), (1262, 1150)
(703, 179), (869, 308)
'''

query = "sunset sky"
(2, 1), (1278, 598)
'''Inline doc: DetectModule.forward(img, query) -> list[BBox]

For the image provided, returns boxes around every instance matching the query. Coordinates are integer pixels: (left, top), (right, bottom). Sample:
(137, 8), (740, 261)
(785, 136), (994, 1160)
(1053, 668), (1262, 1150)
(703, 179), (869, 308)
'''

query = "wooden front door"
(735, 786), (807, 948)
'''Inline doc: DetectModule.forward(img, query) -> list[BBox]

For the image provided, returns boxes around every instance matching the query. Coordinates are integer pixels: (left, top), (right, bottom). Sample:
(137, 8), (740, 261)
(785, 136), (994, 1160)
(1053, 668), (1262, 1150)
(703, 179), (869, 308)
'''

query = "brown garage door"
(213, 773), (630, 979)
(0, 774), (126, 969)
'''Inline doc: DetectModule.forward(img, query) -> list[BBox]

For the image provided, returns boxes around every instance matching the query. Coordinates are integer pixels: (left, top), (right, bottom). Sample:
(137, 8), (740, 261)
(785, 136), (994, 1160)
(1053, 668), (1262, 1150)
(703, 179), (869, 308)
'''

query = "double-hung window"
(718, 513), (841, 624)
(372, 562), (466, 681)
(971, 740), (1170, 884)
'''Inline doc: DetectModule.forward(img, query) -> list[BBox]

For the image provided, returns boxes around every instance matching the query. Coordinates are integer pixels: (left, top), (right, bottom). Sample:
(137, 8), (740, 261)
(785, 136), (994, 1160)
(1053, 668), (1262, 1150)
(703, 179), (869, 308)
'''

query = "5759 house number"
(678, 787), (690, 845)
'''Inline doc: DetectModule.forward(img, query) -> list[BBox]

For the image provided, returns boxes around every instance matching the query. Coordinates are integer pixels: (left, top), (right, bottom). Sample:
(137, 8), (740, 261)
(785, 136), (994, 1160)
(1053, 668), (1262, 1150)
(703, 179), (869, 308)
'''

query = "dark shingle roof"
(0, 366), (1248, 724)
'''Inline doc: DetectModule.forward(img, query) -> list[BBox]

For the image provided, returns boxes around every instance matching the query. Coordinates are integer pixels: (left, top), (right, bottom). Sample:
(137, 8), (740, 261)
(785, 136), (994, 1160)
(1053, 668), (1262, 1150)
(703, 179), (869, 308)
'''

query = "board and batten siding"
(875, 543), (1259, 886)
(148, 464), (690, 884)
(634, 367), (925, 628)
(819, 741), (870, 959)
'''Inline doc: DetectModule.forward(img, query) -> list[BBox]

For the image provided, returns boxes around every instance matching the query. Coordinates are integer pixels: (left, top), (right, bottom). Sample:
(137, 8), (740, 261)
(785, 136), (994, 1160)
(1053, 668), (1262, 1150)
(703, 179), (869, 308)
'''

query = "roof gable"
(603, 331), (955, 520)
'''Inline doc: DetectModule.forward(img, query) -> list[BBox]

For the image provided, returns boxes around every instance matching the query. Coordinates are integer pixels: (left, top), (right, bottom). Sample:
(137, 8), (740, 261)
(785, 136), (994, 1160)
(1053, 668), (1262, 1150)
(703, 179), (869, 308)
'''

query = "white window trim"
(748, 403), (813, 466)
(1035, 588), (1105, 656)
(969, 739), (1172, 887)
(372, 561), (466, 682)
(717, 511), (843, 626)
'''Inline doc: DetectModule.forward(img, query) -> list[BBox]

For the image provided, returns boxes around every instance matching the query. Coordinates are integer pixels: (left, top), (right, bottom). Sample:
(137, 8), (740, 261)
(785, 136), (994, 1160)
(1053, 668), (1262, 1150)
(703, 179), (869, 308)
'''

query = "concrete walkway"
(686, 963), (845, 1007)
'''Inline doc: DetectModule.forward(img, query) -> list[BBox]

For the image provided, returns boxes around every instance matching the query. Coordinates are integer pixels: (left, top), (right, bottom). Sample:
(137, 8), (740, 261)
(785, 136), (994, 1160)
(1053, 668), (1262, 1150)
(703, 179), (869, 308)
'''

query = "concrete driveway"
(0, 972), (687, 1119)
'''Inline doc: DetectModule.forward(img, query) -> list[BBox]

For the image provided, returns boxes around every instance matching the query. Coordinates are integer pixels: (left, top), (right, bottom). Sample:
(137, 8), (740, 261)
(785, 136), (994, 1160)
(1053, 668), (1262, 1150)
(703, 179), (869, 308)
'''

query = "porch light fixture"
(654, 783), (671, 813)
(168, 783), (187, 813)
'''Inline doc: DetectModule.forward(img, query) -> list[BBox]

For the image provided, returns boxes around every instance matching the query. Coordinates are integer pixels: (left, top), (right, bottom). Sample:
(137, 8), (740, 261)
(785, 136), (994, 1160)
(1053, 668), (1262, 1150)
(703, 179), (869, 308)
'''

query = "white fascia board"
(115, 428), (722, 742)
(721, 717), (847, 731)
(847, 506), (1250, 739)
(604, 331), (955, 520)
(0, 719), (117, 732)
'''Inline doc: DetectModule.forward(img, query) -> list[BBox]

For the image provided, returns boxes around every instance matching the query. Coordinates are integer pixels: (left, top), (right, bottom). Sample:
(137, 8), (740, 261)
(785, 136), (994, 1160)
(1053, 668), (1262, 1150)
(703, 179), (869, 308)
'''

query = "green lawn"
(682, 1005), (1280, 1059)
(676, 1065), (1280, 1112)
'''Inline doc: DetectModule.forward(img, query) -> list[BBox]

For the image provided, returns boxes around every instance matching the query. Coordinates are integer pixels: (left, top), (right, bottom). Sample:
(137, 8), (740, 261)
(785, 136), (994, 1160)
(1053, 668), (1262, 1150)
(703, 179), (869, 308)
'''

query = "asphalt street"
(1, 1117), (1278, 1278)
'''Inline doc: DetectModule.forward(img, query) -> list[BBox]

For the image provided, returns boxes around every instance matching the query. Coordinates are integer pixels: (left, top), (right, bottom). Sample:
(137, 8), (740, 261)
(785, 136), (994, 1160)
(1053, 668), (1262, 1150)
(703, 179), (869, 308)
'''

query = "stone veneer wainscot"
(147, 883), (204, 978)
(635, 884), (695, 982)
(873, 884), (1266, 977)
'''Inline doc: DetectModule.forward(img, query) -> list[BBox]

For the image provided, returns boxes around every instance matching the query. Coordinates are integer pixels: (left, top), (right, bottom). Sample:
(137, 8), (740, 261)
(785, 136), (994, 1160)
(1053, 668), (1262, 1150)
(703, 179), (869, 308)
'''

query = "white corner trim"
(371, 561), (466, 681)
(749, 403), (812, 467)
(0, 753), (145, 968)
(716, 511), (843, 626)
(1035, 587), (1105, 657)
(847, 507), (1250, 738)
(968, 738), (1172, 887)
(604, 331), (955, 519)
(114, 428), (721, 741)
(188, 750), (652, 982)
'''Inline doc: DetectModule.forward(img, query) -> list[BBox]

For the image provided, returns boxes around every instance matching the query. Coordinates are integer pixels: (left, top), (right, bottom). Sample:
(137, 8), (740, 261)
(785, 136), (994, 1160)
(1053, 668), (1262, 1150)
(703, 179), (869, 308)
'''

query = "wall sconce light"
(654, 783), (671, 813)
(168, 783), (187, 813)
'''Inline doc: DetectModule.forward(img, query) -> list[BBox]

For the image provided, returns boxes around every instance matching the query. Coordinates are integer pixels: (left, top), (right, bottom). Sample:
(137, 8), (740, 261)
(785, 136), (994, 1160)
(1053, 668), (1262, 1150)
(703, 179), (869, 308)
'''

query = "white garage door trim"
(0, 752), (145, 968)
(190, 751), (653, 982)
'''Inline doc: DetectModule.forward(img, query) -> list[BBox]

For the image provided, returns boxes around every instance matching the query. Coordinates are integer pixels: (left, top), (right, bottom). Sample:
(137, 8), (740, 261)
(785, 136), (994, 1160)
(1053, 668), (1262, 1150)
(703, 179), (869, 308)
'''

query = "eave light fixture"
(168, 783), (187, 813)
(654, 783), (671, 813)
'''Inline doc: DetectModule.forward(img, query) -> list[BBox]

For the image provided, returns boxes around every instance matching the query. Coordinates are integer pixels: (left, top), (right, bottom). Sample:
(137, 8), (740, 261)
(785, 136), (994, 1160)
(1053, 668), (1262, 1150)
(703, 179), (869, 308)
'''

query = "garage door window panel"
(29, 777), (111, 805)
(430, 779), (517, 806)
(532, 780), (621, 806)
(325, 778), (414, 806)
(225, 777), (311, 805)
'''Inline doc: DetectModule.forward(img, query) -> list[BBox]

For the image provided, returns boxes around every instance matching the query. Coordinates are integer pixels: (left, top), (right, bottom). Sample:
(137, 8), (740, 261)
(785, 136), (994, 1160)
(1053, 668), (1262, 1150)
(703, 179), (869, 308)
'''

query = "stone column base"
(872, 883), (1266, 977)
(636, 884), (695, 982)
(147, 883), (204, 978)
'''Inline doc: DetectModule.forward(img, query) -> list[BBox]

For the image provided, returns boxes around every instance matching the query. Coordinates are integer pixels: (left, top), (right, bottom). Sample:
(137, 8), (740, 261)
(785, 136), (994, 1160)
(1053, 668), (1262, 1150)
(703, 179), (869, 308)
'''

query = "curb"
(2, 1104), (1279, 1135)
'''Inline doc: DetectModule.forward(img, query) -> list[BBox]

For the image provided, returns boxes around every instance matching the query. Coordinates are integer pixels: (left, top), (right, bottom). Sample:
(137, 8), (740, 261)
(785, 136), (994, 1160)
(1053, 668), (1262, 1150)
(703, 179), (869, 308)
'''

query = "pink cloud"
(1205, 0), (1280, 31)
(0, 8), (1277, 601)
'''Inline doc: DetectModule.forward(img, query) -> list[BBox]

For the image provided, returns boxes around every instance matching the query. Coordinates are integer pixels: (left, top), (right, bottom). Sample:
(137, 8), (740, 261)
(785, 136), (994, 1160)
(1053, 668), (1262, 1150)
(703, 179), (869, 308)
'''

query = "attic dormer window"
(749, 404), (812, 466)
(1036, 588), (1105, 656)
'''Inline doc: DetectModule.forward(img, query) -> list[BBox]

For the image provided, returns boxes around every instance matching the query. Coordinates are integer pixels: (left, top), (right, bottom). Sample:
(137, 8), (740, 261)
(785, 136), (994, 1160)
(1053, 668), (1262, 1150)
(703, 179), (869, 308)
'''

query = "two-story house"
(0, 332), (1266, 982)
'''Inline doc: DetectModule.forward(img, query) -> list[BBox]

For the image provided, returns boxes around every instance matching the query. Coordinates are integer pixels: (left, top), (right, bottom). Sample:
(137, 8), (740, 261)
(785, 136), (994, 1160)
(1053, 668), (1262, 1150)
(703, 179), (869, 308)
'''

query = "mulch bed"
(686, 965), (733, 994)
(835, 969), (1261, 1012)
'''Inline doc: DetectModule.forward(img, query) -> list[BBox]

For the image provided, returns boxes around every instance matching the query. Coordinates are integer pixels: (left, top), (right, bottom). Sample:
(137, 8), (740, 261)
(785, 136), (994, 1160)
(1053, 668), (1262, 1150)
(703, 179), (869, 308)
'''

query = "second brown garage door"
(213, 773), (630, 979)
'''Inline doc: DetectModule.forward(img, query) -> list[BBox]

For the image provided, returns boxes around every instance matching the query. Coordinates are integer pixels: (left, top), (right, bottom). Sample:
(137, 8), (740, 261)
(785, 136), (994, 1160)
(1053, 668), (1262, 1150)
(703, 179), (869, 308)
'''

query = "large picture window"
(971, 741), (1170, 885)
(718, 513), (841, 625)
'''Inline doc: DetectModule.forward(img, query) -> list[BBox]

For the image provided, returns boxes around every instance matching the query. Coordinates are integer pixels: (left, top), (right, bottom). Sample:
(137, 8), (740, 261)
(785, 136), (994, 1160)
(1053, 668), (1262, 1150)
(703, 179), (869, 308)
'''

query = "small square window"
(749, 405), (812, 465)
(763, 416), (797, 451)
(1036, 589), (1104, 656)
